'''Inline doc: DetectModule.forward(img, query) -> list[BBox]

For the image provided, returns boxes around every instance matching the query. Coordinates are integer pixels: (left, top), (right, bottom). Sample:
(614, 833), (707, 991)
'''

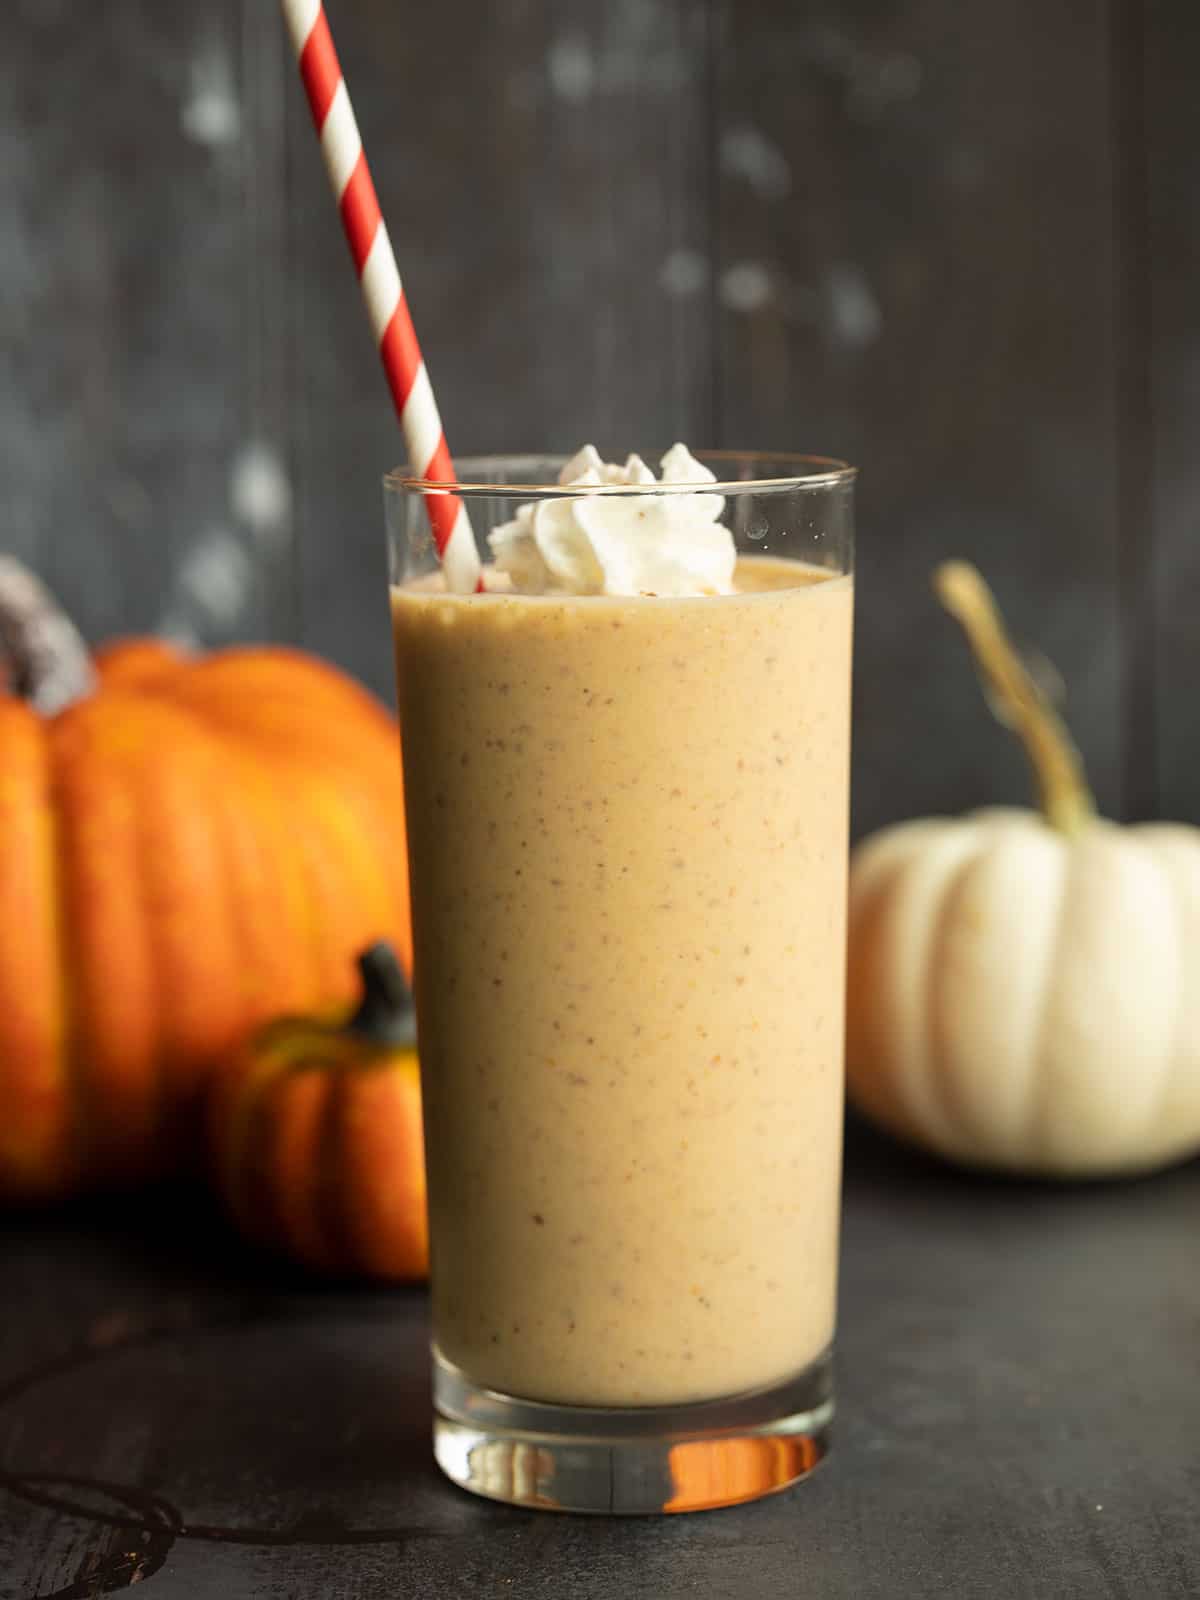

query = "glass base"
(432, 1345), (833, 1514)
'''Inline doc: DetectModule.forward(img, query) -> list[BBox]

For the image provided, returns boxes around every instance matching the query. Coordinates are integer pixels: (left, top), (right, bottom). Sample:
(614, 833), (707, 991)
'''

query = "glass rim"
(384, 450), (857, 497)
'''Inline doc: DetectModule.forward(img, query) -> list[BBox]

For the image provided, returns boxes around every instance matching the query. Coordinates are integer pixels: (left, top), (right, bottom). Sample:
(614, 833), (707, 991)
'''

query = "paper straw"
(280, 0), (481, 594)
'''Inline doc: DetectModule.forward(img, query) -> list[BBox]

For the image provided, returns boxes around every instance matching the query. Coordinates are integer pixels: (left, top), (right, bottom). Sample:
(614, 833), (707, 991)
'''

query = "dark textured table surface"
(1, 1119), (1197, 1600)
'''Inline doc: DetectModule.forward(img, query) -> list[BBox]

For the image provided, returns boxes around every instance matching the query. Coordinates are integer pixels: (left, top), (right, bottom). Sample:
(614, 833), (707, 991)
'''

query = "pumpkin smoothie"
(391, 449), (853, 1409)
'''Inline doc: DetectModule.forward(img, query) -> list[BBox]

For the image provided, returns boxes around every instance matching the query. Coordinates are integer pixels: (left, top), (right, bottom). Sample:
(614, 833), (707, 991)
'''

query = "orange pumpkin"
(209, 942), (427, 1280)
(0, 561), (411, 1199)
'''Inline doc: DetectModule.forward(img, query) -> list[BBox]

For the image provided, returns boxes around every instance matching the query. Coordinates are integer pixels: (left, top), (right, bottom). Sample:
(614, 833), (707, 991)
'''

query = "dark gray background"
(2, 0), (1197, 836)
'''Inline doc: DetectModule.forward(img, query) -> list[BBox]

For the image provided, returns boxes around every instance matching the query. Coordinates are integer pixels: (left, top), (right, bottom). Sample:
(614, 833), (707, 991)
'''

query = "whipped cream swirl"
(487, 444), (735, 597)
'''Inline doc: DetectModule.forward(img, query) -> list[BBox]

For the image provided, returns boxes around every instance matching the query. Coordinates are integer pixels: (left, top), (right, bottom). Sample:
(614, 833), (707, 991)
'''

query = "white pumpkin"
(847, 562), (1200, 1178)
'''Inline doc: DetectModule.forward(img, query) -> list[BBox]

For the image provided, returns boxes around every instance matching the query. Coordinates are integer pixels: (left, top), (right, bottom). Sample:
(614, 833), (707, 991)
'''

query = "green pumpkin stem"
(349, 941), (415, 1047)
(935, 561), (1096, 837)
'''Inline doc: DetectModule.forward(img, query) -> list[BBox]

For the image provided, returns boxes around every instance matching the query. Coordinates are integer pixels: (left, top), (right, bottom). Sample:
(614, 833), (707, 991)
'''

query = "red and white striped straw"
(280, 0), (481, 595)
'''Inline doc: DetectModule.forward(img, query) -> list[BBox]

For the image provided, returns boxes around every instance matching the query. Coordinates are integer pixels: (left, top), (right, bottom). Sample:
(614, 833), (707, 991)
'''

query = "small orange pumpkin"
(209, 942), (428, 1280)
(0, 560), (412, 1199)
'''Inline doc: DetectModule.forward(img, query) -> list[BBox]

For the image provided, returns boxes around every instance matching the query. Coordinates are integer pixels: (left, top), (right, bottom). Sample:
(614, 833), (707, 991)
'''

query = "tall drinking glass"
(385, 453), (855, 1513)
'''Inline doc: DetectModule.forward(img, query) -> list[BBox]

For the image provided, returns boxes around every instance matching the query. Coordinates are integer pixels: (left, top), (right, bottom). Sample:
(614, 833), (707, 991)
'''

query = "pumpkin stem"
(0, 558), (95, 713)
(349, 941), (415, 1047)
(934, 561), (1096, 836)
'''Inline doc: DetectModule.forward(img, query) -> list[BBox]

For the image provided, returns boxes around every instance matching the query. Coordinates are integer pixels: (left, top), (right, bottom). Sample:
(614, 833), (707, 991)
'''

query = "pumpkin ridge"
(330, 772), (412, 971)
(273, 764), (370, 1005)
(69, 690), (246, 1166)
(0, 709), (74, 1195)
(132, 714), (177, 1175)
(216, 1031), (320, 1243)
(261, 1057), (340, 1269)
(122, 692), (265, 1173)
(236, 749), (325, 1011)
(203, 746), (283, 1039)
(320, 1060), (363, 1274)
(130, 701), (245, 1164)
(901, 833), (990, 1159)
(189, 738), (271, 1075)
(1133, 828), (1200, 1160)
(923, 837), (995, 1156)
(222, 736), (336, 1049)
(336, 1052), (427, 1278)
(247, 746), (330, 1004)
(864, 831), (981, 1158)
(846, 833), (933, 1144)
(1024, 842), (1073, 1166)
(41, 726), (77, 1188)
(1118, 833), (1186, 1152)
(50, 700), (162, 1184)
(294, 772), (400, 960)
